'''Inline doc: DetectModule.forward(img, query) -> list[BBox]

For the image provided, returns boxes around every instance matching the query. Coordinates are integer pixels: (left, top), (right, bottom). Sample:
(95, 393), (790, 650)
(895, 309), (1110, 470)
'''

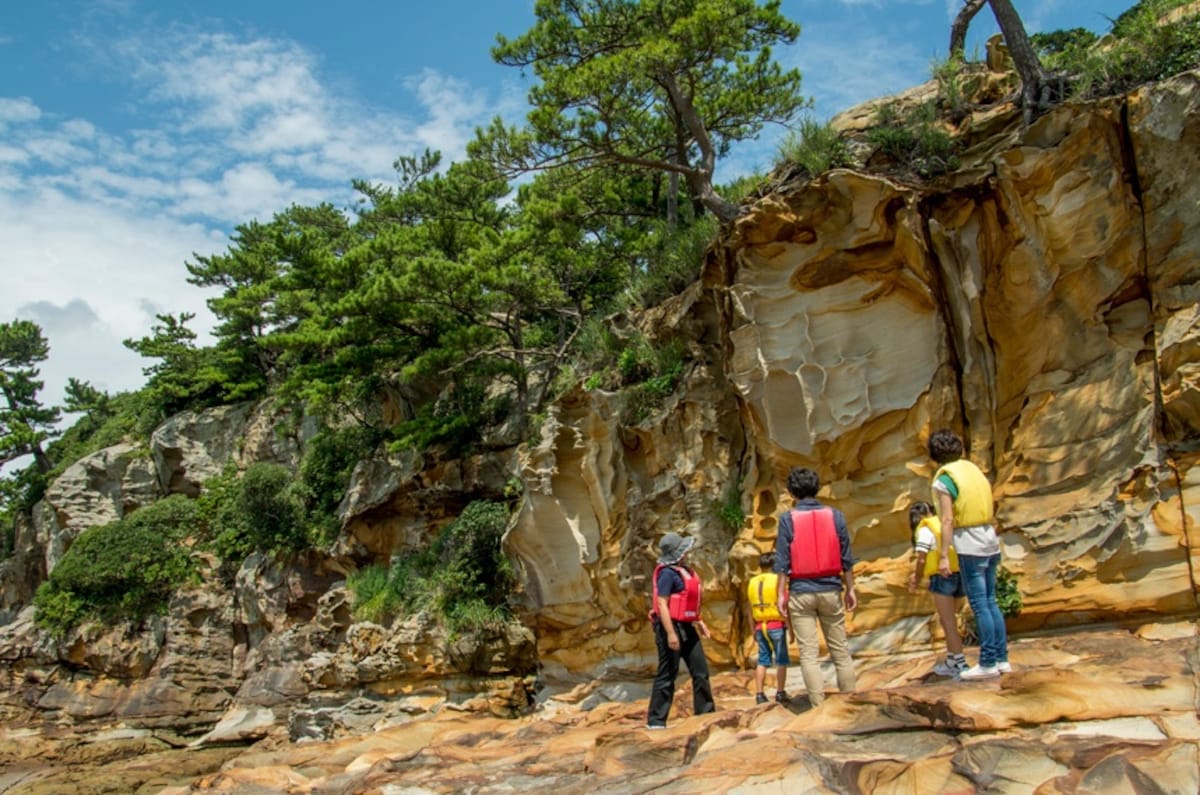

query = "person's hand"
(906, 573), (918, 593)
(697, 620), (711, 639)
(844, 588), (858, 612)
(937, 553), (952, 578)
(667, 630), (680, 651)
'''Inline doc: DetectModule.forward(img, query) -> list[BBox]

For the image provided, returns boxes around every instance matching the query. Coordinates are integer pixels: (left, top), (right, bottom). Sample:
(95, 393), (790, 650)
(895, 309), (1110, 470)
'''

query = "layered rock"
(2, 621), (1194, 794)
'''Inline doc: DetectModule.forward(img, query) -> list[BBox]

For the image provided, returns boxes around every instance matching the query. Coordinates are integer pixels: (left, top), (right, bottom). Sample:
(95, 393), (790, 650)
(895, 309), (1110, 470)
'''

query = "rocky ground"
(1, 618), (1196, 794)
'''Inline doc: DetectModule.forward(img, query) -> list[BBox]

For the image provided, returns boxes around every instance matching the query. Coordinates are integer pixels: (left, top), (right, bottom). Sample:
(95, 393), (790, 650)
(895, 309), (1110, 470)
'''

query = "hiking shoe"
(932, 659), (959, 677)
(958, 664), (1000, 680)
(996, 661), (1012, 673)
(755, 693), (768, 704)
(775, 690), (791, 703)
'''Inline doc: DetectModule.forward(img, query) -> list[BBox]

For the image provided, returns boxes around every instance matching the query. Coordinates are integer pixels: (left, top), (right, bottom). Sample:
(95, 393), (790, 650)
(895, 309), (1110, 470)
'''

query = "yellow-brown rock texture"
(509, 71), (1200, 675)
(2, 622), (1196, 793)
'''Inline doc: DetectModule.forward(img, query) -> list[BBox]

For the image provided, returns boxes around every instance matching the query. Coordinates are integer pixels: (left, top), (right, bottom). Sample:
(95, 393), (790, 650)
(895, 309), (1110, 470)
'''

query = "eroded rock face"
(150, 400), (308, 497)
(503, 73), (1200, 672)
(38, 443), (162, 573)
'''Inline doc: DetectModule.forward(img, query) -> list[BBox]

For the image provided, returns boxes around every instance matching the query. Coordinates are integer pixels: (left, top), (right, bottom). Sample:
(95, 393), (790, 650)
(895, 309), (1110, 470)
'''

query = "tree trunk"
(658, 71), (742, 225)
(949, 0), (987, 57)
(987, 0), (1049, 124)
(950, 0), (1050, 125)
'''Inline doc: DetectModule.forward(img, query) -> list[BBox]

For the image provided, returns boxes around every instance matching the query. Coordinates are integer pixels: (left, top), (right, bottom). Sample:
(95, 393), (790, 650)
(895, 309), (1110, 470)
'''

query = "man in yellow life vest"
(747, 552), (789, 704)
(930, 428), (1011, 680)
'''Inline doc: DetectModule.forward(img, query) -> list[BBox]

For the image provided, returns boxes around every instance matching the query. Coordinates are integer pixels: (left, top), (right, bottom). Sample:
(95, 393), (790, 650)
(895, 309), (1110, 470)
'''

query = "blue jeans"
(958, 553), (1007, 667)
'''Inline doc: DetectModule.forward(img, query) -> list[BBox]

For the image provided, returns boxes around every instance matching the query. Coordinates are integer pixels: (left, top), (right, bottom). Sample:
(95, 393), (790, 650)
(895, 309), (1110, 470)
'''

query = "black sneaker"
(775, 690), (790, 703)
(755, 693), (768, 704)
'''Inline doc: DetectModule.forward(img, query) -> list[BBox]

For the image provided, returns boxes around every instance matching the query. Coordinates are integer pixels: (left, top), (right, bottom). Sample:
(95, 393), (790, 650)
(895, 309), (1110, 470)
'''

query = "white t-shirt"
(932, 479), (1000, 556)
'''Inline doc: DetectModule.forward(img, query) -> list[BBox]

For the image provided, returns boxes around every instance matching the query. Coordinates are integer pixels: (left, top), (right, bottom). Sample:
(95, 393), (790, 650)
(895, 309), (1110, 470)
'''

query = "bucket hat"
(657, 532), (695, 565)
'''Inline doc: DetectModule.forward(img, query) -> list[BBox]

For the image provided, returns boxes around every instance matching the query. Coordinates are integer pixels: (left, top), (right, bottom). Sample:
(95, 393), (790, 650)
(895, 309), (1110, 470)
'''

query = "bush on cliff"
(348, 500), (516, 633)
(1036, 0), (1200, 99)
(199, 462), (307, 561)
(33, 495), (198, 637)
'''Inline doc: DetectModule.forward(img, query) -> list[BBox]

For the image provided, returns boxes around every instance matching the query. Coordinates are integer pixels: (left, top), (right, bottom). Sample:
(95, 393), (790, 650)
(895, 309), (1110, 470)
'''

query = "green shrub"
(931, 56), (968, 116)
(296, 425), (378, 547)
(714, 483), (745, 531)
(347, 564), (401, 624)
(777, 117), (853, 177)
(200, 462), (306, 561)
(866, 101), (960, 179)
(346, 501), (516, 629)
(628, 217), (717, 309)
(33, 495), (198, 637)
(618, 335), (657, 384)
(1038, 1), (1200, 100)
(619, 339), (685, 425)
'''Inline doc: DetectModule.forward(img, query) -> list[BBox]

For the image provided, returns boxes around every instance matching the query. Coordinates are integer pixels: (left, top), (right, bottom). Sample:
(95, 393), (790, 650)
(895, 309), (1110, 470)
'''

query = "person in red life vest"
(773, 467), (857, 707)
(646, 532), (715, 729)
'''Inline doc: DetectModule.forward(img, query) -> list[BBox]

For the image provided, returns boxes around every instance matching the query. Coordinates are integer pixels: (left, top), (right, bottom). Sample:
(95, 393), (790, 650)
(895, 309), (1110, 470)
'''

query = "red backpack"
(788, 508), (842, 579)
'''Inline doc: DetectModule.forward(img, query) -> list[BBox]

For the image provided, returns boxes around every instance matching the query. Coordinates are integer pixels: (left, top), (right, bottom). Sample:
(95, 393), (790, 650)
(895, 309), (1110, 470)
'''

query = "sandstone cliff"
(1, 69), (1199, 792)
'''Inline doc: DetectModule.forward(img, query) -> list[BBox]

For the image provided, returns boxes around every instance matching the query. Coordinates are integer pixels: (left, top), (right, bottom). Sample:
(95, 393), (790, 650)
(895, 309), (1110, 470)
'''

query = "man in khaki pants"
(773, 467), (857, 706)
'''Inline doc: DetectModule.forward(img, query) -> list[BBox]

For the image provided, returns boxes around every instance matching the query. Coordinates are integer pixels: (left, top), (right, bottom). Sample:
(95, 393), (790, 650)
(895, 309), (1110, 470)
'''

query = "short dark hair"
(928, 428), (964, 464)
(786, 467), (820, 499)
(758, 552), (774, 570)
(908, 500), (935, 530)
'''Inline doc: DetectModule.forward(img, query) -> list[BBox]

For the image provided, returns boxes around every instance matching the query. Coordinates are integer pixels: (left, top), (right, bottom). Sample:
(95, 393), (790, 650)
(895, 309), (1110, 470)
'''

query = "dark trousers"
(646, 619), (715, 726)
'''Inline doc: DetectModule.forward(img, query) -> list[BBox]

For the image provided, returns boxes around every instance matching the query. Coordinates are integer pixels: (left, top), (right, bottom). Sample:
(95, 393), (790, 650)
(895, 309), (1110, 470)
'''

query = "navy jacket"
(774, 498), (855, 593)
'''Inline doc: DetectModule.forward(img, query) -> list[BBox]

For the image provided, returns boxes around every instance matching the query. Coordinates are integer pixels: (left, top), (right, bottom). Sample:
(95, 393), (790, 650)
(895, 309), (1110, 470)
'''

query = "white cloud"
(0, 97), (42, 126)
(1, 20), (513, 412)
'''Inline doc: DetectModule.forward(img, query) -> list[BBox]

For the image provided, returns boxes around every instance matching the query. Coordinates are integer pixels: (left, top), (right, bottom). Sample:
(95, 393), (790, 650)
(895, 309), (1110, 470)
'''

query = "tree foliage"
(0, 320), (60, 474)
(33, 495), (198, 636)
(482, 0), (807, 223)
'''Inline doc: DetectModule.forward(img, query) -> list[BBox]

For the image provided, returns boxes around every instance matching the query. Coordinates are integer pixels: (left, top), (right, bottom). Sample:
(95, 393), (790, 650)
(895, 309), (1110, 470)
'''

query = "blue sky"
(1, 0), (1135, 409)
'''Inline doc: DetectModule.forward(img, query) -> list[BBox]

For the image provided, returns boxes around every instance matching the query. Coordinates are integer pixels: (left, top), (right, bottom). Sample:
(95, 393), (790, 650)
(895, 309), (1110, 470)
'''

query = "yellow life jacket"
(932, 459), (994, 527)
(747, 572), (783, 625)
(917, 516), (959, 577)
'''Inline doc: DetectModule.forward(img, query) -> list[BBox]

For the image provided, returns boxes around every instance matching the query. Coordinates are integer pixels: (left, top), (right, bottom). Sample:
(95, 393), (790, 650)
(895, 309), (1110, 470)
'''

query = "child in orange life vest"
(646, 532), (715, 729)
(747, 552), (789, 704)
(906, 501), (967, 677)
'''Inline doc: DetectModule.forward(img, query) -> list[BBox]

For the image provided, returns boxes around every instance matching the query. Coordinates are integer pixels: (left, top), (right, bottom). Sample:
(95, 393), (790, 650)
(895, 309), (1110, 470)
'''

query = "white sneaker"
(932, 659), (959, 677)
(645, 724), (667, 730)
(996, 662), (1012, 673)
(958, 664), (1000, 680)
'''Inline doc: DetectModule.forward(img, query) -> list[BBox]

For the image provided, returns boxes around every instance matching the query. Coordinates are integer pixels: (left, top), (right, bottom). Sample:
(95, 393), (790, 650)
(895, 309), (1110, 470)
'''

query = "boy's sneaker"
(932, 659), (959, 677)
(775, 690), (791, 703)
(958, 664), (1000, 680)
(996, 661), (1013, 673)
(933, 655), (967, 677)
(755, 693), (768, 704)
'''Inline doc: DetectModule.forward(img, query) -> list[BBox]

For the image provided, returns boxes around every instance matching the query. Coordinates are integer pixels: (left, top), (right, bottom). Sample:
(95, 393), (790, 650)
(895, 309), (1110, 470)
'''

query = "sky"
(1, 0), (1137, 413)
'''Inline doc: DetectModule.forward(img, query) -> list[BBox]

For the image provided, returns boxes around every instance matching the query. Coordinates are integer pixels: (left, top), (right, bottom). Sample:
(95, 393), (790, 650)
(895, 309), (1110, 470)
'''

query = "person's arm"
(656, 594), (679, 650)
(775, 514), (791, 615)
(908, 549), (926, 593)
(836, 510), (857, 611)
(937, 489), (956, 577)
(842, 567), (857, 611)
